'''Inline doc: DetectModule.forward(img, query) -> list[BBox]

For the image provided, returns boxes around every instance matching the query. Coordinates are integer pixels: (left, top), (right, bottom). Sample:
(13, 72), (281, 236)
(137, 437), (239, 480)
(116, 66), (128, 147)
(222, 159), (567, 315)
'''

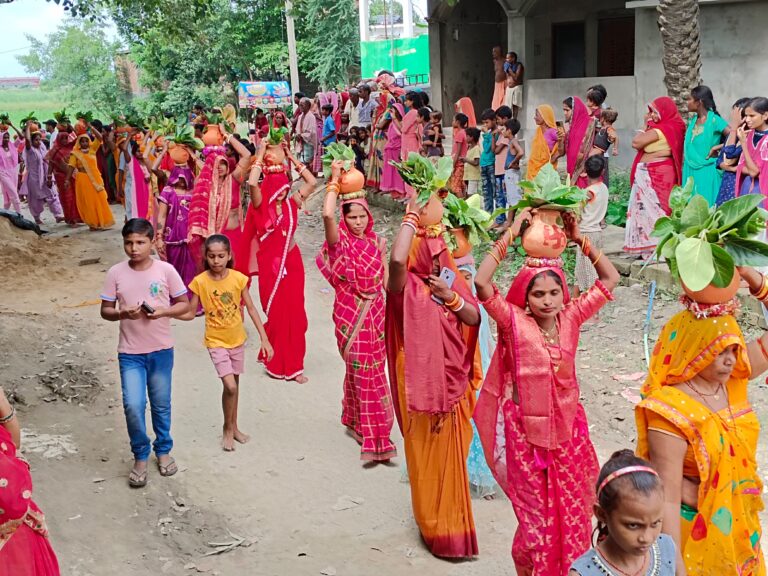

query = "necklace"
(592, 541), (660, 576)
(538, 323), (559, 346)
(686, 379), (722, 401)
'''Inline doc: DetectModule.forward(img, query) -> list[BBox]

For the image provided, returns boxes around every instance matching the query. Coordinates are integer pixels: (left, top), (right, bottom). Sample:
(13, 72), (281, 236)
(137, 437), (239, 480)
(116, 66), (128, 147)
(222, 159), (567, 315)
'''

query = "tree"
(16, 21), (126, 116)
(296, 0), (360, 88)
(657, 0), (702, 115)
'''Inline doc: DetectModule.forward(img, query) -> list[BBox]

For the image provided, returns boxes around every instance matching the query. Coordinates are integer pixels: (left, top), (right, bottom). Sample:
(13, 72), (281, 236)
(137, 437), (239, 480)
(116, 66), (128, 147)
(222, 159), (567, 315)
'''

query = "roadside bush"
(606, 171), (631, 227)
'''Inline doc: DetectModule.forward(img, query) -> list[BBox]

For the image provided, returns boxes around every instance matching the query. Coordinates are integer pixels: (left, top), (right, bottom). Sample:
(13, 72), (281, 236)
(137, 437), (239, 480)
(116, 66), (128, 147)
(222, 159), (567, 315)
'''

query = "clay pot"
(450, 227), (472, 258)
(202, 125), (225, 146)
(0, 124), (7, 132)
(682, 270), (741, 305)
(418, 193), (444, 226)
(26, 122), (40, 133)
(263, 143), (286, 166)
(75, 118), (88, 135)
(169, 144), (190, 165)
(521, 209), (568, 258)
(339, 168), (365, 194)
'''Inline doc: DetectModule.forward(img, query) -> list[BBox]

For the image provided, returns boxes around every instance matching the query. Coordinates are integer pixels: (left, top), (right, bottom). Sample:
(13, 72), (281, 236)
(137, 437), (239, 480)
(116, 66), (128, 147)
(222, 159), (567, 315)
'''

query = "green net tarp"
(360, 34), (430, 78)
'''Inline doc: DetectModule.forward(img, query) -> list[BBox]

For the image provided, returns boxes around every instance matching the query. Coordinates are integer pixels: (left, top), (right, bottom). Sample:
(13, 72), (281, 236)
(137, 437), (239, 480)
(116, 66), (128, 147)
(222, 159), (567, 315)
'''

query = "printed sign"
(237, 81), (292, 109)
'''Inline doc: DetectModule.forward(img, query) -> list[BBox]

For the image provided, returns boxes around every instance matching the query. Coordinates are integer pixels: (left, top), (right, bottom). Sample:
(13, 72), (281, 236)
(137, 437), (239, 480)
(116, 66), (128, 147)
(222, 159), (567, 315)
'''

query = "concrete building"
(426, 0), (768, 168)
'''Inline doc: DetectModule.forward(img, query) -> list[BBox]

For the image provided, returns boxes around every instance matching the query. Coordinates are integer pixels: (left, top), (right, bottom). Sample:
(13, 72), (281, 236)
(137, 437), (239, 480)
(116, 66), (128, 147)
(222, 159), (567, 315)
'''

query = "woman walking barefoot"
(185, 235), (273, 451)
(474, 209), (620, 575)
(244, 141), (316, 383)
(386, 197), (481, 558)
(65, 127), (115, 231)
(317, 161), (397, 462)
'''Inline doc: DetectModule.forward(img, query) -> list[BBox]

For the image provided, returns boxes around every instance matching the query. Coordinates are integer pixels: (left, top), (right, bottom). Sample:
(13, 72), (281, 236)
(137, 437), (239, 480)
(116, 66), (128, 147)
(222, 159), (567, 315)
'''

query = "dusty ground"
(2, 194), (766, 576)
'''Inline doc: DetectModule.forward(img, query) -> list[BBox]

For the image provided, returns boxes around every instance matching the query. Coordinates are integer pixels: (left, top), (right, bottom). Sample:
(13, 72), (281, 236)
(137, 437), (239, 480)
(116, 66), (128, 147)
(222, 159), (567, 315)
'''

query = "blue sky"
(0, 0), (69, 77)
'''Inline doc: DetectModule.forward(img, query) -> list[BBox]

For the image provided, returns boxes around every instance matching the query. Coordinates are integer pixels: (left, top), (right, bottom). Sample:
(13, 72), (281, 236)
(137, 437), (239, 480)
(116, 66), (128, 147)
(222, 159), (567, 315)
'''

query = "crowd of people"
(1, 71), (768, 576)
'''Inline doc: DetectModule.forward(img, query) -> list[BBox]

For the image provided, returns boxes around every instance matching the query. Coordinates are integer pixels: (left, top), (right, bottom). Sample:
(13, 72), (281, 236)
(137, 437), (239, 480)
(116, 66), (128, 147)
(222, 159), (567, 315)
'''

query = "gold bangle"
(444, 292), (460, 308)
(447, 296), (464, 312)
(592, 250), (602, 266)
(489, 251), (501, 266)
(752, 274), (768, 299)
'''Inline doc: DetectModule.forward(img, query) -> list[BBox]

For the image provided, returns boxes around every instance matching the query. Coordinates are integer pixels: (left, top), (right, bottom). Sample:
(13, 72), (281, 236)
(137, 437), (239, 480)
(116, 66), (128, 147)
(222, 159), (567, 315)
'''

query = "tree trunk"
(657, 0), (703, 116)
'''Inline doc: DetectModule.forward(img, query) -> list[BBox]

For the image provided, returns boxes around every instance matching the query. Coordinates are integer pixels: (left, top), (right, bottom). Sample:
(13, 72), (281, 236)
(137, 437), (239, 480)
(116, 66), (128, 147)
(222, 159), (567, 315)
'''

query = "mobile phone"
(140, 301), (155, 314)
(556, 120), (564, 128)
(431, 267), (456, 304)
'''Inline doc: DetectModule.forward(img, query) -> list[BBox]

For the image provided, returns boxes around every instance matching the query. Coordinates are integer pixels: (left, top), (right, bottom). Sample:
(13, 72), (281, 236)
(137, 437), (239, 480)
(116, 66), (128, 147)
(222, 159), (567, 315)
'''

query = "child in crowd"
(349, 130), (367, 173)
(462, 127), (482, 196)
(492, 106), (512, 226)
(100, 218), (190, 488)
(423, 111), (444, 157)
(715, 97), (751, 205)
(449, 112), (469, 196)
(575, 155), (609, 296)
(321, 104), (337, 146)
(357, 126), (370, 156)
(591, 108), (619, 185)
(416, 107), (431, 156)
(569, 450), (676, 576)
(501, 118), (524, 229)
(479, 109), (497, 212)
(184, 235), (273, 452)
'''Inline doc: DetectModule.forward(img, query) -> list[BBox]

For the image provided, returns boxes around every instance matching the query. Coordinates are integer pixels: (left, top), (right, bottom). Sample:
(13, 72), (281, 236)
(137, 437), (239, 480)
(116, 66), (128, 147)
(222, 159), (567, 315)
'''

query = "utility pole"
(285, 0), (300, 105)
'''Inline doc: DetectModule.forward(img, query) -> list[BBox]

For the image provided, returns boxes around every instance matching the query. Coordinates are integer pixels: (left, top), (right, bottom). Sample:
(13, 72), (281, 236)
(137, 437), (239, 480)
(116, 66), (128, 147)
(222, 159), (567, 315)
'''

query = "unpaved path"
(2, 195), (766, 576)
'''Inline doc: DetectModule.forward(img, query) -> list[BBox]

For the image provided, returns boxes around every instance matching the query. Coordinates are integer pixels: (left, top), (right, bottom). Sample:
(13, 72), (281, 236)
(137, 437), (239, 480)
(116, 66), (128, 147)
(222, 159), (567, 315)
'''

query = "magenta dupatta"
(566, 96), (595, 186)
(736, 131), (768, 200)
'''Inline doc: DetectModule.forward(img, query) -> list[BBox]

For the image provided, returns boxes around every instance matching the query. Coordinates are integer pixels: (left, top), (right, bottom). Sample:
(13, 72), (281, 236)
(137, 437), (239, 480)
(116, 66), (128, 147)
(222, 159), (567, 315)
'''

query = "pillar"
(359, 0), (369, 42)
(428, 19), (443, 114)
(401, 0), (414, 38)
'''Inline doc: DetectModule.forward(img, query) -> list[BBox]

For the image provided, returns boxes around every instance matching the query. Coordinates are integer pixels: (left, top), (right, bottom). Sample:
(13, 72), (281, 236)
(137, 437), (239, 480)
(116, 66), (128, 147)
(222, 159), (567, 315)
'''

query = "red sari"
(47, 133), (79, 225)
(0, 426), (60, 575)
(385, 231), (479, 558)
(565, 96), (595, 188)
(316, 199), (396, 461)
(474, 262), (612, 576)
(243, 167), (307, 380)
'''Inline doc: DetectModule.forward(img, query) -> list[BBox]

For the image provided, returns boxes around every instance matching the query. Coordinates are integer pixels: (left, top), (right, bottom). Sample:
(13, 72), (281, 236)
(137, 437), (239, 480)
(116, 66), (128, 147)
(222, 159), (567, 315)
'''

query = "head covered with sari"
(631, 96), (686, 184)
(167, 165), (194, 190)
(400, 232), (477, 414)
(636, 309), (764, 574)
(454, 97), (477, 128)
(377, 73), (405, 98)
(271, 110), (289, 131)
(187, 150), (232, 243)
(528, 104), (558, 179)
(565, 96), (596, 179)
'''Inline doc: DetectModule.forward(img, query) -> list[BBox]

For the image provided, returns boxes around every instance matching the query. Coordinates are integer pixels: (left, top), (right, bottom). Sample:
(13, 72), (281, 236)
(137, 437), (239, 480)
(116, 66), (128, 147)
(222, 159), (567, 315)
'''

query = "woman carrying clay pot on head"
(635, 265), (768, 576)
(473, 208), (619, 576)
(385, 193), (481, 559)
(242, 138), (316, 384)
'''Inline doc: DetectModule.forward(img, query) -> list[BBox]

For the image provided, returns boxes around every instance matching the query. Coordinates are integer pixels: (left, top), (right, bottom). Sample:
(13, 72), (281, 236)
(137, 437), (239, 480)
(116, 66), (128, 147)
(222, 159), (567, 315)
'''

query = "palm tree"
(657, 0), (703, 115)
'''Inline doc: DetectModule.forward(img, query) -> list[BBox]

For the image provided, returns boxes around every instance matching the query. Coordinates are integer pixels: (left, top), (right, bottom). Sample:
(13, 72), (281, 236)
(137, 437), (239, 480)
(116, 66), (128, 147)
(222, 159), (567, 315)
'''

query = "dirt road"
(2, 198), (766, 576)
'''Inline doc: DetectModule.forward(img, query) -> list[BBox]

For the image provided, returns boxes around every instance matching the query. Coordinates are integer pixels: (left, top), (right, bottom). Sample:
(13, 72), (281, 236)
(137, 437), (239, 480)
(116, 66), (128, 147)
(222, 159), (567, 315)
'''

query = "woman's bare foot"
(221, 429), (235, 452)
(293, 374), (308, 384)
(483, 493), (496, 501)
(233, 429), (250, 444)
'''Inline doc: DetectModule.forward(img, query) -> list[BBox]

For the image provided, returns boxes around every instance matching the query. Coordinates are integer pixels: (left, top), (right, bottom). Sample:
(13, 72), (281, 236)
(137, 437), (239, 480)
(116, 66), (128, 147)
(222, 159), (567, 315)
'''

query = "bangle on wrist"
(0, 405), (15, 425)
(444, 292), (460, 308)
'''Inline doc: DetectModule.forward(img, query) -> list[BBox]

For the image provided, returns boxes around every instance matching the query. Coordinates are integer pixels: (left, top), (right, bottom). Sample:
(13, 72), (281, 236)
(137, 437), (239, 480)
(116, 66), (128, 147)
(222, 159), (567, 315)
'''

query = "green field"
(0, 87), (67, 125)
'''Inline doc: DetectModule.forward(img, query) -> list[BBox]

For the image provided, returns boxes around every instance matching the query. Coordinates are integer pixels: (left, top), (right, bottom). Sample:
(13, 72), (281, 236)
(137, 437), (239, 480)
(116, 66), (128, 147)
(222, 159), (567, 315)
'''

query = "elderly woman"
(386, 198), (481, 559)
(0, 388), (61, 574)
(636, 266), (767, 576)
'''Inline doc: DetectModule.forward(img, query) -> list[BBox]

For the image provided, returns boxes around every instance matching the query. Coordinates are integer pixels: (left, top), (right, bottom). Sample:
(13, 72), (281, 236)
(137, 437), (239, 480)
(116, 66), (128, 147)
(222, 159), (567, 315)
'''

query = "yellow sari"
(636, 310), (765, 575)
(68, 139), (114, 230)
(527, 104), (558, 179)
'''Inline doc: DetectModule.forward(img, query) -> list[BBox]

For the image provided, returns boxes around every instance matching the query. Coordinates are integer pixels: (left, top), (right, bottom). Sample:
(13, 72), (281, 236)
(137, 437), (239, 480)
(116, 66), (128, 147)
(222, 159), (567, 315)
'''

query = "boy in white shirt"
(575, 155), (609, 295)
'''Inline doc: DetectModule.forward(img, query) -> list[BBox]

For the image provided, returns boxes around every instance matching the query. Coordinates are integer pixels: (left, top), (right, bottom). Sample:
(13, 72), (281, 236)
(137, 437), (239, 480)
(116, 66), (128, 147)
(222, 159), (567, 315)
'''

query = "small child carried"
(569, 450), (676, 576)
(186, 234), (274, 452)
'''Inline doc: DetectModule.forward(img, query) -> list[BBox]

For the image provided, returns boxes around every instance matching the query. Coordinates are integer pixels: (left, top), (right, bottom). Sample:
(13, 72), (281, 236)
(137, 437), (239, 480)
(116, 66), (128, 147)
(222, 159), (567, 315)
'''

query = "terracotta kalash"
(521, 209), (568, 258)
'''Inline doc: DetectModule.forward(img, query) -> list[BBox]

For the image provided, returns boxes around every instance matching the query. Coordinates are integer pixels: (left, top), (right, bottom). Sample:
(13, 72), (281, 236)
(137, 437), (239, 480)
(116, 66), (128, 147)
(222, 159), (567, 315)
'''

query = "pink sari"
(736, 130), (768, 204)
(474, 262), (612, 575)
(316, 199), (396, 461)
(0, 426), (60, 575)
(188, 152), (233, 270)
(565, 97), (595, 188)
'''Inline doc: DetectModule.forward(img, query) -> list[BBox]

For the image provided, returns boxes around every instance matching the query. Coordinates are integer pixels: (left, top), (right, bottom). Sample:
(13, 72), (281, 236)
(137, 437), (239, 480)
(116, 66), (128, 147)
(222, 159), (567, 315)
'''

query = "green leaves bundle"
(169, 123), (204, 151)
(511, 164), (587, 211)
(652, 179), (768, 291)
(441, 192), (492, 251)
(391, 153), (454, 206)
(267, 126), (289, 146)
(322, 142), (355, 177)
(54, 109), (71, 125)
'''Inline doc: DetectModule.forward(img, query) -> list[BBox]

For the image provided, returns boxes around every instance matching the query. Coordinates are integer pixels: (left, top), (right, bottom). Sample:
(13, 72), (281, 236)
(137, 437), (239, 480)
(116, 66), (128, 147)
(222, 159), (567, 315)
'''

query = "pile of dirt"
(0, 215), (42, 260)
(38, 363), (102, 404)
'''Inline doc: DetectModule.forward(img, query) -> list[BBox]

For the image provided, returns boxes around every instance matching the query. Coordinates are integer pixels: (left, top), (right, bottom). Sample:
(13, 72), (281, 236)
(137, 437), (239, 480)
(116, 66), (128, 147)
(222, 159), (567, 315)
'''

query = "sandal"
(157, 456), (178, 477)
(128, 467), (148, 488)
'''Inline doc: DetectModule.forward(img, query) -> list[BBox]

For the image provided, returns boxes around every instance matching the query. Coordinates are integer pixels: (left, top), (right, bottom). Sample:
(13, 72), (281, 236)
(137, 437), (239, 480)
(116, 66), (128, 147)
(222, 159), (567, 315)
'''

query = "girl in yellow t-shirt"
(186, 234), (273, 452)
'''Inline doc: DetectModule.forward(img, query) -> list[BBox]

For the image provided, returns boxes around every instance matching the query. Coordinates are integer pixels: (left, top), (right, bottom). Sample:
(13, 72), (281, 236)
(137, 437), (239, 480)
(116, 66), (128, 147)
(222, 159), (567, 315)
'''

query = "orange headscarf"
(527, 104), (558, 179)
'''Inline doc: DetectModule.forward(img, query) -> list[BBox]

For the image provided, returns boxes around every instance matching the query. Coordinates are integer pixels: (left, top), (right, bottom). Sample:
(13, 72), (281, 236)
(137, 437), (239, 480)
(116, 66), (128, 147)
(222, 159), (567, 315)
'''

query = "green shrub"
(606, 171), (631, 228)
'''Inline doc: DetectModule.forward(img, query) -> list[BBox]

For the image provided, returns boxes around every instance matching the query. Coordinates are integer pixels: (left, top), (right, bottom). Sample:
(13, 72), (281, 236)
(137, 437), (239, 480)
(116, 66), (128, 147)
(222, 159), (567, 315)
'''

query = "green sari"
(683, 110), (729, 206)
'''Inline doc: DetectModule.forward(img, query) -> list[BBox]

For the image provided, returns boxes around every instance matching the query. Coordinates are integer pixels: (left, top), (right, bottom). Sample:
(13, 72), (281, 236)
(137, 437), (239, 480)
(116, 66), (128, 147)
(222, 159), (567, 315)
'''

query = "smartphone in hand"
(431, 267), (456, 304)
(140, 301), (155, 315)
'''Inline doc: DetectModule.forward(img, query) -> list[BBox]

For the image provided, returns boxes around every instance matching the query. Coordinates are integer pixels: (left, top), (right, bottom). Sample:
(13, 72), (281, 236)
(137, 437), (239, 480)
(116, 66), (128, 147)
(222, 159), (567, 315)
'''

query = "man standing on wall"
(504, 52), (525, 119)
(491, 46), (506, 109)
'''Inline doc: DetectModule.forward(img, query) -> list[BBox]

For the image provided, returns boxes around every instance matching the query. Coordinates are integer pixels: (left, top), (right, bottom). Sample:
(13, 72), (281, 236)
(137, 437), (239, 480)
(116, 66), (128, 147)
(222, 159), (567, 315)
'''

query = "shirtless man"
(491, 46), (506, 110)
(504, 52), (525, 119)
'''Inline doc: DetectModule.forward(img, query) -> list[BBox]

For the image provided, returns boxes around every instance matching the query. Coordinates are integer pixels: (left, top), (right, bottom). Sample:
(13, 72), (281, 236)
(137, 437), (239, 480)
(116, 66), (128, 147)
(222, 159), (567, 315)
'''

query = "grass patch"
(606, 171), (631, 228)
(0, 87), (67, 125)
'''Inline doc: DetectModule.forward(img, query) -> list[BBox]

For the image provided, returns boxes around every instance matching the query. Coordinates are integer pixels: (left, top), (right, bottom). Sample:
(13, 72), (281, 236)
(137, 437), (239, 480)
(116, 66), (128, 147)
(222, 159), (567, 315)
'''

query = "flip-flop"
(128, 467), (148, 488)
(157, 456), (178, 477)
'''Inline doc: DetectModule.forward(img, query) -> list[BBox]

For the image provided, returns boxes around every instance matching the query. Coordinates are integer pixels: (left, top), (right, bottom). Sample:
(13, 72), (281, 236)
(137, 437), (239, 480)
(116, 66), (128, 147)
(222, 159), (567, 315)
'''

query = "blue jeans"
(494, 175), (507, 224)
(481, 165), (495, 215)
(118, 348), (174, 461)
